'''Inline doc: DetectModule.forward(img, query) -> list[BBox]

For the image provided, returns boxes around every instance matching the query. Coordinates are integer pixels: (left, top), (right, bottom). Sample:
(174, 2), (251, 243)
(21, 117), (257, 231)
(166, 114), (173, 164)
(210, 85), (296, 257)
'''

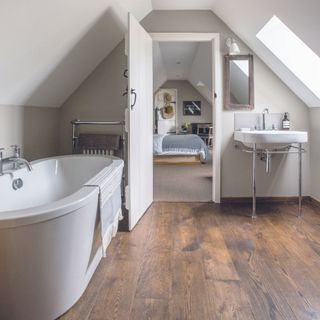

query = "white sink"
(234, 130), (308, 149)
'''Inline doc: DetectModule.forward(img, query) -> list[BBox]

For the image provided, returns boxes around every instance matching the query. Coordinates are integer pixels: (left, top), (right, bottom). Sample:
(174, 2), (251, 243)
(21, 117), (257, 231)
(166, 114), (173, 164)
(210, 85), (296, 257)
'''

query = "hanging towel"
(84, 159), (124, 257)
(78, 134), (121, 153)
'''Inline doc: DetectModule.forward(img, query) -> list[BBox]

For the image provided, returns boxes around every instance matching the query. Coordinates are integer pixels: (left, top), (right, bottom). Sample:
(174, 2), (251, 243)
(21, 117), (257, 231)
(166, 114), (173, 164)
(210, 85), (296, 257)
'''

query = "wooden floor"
(60, 202), (320, 320)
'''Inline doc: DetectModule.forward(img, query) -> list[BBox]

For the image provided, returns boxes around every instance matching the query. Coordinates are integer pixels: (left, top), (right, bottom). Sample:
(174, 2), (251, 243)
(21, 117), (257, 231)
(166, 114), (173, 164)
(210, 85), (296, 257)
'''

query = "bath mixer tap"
(262, 108), (269, 130)
(7, 157), (33, 172)
(11, 144), (21, 170)
(0, 145), (33, 173)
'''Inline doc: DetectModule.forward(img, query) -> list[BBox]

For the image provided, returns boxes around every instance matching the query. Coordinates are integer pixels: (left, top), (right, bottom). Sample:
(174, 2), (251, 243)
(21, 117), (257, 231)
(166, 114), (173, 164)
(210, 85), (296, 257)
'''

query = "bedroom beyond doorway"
(152, 40), (214, 202)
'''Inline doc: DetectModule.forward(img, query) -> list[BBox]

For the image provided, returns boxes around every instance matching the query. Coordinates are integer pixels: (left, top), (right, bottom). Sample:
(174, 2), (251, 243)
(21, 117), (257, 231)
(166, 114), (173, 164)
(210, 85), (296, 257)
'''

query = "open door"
(127, 13), (153, 230)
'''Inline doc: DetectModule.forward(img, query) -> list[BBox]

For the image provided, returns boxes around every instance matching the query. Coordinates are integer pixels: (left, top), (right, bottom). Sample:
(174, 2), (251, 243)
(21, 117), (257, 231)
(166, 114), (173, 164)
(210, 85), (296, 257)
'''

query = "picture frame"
(183, 101), (201, 116)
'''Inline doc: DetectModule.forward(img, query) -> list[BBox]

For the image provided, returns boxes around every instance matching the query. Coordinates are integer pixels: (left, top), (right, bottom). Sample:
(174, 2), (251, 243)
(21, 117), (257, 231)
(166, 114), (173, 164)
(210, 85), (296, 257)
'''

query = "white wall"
(0, 105), (59, 160)
(142, 10), (310, 197)
(160, 80), (212, 129)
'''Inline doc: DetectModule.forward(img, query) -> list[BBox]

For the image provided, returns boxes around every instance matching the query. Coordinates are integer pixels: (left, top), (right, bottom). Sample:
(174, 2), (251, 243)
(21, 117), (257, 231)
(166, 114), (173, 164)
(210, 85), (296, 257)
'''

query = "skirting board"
(221, 196), (310, 204)
(153, 155), (201, 165)
(308, 197), (320, 208)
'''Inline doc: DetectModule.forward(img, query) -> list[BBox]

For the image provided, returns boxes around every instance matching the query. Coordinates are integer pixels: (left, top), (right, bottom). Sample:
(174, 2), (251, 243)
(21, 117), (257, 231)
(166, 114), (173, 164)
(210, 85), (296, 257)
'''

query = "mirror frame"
(224, 54), (254, 110)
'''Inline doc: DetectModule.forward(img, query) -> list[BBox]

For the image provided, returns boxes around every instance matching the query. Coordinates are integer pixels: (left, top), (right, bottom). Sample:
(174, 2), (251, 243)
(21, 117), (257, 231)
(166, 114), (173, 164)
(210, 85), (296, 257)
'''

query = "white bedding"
(153, 134), (165, 154)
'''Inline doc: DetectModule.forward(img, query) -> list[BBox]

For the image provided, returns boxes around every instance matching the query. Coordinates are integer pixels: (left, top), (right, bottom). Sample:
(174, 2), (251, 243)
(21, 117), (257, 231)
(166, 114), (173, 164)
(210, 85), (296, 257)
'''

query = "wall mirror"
(224, 54), (254, 110)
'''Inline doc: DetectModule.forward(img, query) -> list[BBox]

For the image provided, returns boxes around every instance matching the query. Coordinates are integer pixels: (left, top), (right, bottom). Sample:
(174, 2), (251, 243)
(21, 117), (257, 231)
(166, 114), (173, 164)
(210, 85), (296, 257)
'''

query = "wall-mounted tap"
(262, 108), (269, 130)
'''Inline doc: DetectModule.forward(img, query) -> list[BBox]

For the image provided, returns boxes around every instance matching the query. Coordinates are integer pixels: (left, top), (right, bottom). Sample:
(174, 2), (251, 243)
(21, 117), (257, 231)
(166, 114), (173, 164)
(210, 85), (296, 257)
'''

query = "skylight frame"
(256, 15), (320, 100)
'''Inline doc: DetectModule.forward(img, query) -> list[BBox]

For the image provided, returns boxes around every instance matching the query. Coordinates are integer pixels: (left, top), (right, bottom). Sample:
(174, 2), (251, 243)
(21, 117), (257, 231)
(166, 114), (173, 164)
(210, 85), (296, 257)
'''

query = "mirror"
(224, 54), (254, 110)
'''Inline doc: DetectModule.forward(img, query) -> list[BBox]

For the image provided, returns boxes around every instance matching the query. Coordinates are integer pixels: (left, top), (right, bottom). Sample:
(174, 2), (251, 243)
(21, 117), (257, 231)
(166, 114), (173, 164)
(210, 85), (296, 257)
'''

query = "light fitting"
(196, 81), (205, 87)
(226, 38), (240, 55)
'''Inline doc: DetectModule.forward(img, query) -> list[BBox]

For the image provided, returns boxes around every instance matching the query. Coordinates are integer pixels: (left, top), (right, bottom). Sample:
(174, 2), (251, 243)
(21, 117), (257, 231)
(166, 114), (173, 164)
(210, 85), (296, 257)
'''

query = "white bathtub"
(0, 155), (124, 320)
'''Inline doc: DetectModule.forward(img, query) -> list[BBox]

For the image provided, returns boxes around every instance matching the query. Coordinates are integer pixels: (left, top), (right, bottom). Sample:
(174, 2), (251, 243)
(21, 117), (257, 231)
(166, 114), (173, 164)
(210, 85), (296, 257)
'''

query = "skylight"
(256, 15), (320, 99)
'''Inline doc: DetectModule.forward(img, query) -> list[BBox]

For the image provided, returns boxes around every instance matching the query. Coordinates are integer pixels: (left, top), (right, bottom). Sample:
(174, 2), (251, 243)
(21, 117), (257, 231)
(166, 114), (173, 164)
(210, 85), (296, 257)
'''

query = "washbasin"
(234, 130), (308, 149)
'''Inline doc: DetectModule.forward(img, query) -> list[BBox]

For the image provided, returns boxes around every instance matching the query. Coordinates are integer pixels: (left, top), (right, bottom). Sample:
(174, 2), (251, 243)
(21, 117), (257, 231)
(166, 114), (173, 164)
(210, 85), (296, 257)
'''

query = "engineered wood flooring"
(60, 202), (320, 320)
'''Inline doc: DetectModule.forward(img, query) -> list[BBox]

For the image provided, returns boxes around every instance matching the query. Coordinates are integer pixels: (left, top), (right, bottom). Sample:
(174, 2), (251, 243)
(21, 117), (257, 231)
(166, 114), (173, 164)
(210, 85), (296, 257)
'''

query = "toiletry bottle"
(282, 112), (290, 130)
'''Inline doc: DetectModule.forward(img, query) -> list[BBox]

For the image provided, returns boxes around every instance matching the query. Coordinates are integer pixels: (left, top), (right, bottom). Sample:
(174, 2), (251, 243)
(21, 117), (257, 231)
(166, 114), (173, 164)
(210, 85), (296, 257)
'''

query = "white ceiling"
(0, 0), (152, 107)
(158, 42), (199, 80)
(151, 0), (215, 10)
(1, 0), (320, 107)
(153, 41), (213, 103)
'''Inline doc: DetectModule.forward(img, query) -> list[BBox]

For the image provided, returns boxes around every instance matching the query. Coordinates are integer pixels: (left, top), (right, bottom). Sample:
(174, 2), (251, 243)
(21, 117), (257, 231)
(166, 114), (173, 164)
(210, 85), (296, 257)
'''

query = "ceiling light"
(226, 38), (240, 55)
(197, 81), (205, 87)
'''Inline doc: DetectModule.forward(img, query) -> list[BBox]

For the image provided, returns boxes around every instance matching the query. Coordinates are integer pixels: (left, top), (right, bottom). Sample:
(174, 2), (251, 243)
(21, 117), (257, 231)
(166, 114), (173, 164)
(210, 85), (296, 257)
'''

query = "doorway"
(126, 15), (222, 230)
(150, 33), (222, 203)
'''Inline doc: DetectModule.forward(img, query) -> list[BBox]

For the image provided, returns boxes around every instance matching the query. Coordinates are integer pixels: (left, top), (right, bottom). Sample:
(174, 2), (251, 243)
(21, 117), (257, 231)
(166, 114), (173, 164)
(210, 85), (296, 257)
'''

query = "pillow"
(153, 134), (165, 154)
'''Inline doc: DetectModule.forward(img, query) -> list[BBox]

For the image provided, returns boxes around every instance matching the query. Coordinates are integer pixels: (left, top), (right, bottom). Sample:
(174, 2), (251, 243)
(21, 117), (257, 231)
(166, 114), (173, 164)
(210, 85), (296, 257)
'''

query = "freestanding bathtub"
(0, 155), (124, 320)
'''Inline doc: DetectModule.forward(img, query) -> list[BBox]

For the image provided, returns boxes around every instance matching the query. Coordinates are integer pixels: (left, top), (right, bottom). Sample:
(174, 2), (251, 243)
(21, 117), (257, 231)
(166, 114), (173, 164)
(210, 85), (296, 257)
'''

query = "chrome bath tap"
(8, 157), (33, 172)
(262, 108), (269, 130)
(0, 145), (32, 175)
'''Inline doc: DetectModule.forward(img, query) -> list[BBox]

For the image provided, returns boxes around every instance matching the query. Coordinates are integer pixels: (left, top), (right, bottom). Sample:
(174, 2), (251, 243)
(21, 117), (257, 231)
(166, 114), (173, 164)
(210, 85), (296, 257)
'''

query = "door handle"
(130, 88), (137, 110)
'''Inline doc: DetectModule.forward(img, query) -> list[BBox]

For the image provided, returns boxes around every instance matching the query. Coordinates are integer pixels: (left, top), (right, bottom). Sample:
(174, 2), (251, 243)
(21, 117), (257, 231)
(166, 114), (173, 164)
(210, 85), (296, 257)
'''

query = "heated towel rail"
(71, 119), (128, 229)
(71, 119), (125, 155)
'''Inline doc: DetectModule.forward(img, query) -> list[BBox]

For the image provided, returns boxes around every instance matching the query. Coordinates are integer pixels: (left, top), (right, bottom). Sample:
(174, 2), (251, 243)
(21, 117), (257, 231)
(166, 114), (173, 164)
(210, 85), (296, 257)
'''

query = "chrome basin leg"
(298, 143), (302, 217)
(252, 143), (257, 219)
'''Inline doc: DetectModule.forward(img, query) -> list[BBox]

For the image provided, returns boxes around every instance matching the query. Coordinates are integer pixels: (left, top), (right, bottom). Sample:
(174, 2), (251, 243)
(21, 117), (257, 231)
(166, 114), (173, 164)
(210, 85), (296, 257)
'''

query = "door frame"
(149, 33), (222, 203)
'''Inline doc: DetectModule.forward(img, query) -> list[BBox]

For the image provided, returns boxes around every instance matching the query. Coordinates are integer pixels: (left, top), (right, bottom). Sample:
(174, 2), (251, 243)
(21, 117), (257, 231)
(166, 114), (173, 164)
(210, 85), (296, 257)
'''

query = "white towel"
(84, 160), (124, 257)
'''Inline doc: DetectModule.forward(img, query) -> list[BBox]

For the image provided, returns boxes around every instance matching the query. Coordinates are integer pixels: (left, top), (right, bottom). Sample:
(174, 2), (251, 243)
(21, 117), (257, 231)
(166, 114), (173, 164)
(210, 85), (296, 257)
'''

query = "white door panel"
(128, 13), (153, 230)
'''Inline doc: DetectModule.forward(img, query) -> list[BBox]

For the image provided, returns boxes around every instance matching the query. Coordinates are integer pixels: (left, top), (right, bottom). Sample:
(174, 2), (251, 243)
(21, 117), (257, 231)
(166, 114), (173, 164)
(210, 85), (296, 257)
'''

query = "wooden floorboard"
(60, 202), (320, 320)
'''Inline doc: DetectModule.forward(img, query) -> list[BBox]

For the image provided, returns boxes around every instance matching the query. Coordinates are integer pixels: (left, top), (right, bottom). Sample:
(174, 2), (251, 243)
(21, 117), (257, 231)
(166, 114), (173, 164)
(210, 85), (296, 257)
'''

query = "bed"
(153, 134), (210, 164)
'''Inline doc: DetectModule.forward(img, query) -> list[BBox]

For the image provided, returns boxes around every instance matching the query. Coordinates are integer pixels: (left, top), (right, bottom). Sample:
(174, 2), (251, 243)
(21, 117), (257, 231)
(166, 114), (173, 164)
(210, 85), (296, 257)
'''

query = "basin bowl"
(234, 130), (308, 150)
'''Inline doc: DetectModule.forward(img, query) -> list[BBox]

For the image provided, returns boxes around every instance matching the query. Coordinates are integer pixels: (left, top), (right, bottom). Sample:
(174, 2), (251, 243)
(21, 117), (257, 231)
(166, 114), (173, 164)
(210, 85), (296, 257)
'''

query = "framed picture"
(183, 101), (201, 116)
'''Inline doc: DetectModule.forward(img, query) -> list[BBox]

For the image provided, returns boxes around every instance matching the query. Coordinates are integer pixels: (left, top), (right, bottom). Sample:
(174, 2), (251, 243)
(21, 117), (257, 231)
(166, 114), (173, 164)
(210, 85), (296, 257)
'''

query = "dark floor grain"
(60, 202), (320, 320)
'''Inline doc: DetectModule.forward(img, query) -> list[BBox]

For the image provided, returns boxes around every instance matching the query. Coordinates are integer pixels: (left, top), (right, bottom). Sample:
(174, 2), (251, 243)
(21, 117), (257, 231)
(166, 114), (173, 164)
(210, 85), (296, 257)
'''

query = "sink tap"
(0, 148), (4, 175)
(262, 108), (269, 130)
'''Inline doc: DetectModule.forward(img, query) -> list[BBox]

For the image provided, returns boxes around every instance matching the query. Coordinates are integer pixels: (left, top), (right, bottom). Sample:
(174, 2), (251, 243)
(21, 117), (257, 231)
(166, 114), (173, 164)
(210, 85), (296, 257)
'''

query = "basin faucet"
(0, 148), (4, 175)
(262, 108), (269, 130)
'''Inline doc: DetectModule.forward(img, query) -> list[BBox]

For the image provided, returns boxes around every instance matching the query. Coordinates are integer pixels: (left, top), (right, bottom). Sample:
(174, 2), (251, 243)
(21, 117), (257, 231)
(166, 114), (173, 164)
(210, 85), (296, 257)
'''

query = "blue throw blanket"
(153, 134), (210, 163)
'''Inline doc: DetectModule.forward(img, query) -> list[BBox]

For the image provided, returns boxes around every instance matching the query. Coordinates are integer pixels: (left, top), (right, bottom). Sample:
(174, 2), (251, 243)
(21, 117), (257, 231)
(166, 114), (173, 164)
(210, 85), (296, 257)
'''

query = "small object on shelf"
(181, 122), (190, 133)
(282, 112), (290, 130)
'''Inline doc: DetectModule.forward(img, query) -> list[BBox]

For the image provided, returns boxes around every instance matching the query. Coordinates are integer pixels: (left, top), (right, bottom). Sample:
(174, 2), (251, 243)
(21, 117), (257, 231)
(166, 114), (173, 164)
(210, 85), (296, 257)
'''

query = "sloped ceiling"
(159, 42), (199, 80)
(152, 0), (320, 107)
(0, 0), (152, 107)
(153, 41), (213, 103)
(1, 0), (319, 107)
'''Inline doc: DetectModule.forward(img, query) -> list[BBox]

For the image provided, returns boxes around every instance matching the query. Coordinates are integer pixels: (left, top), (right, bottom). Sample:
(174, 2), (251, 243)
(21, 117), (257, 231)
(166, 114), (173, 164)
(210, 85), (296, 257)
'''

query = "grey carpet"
(153, 161), (213, 202)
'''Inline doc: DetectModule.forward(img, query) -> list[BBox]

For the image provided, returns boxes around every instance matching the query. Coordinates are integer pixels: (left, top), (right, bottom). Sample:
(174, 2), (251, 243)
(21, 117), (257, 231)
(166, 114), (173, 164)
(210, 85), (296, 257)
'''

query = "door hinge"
(124, 108), (129, 133)
(125, 185), (130, 210)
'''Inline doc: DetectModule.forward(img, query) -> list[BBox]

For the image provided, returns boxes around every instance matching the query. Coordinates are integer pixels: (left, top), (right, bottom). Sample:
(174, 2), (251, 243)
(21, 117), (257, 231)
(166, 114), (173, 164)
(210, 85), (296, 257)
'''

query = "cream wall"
(0, 105), (59, 161)
(58, 41), (127, 155)
(160, 80), (213, 130)
(309, 108), (320, 201)
(142, 10), (310, 197)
